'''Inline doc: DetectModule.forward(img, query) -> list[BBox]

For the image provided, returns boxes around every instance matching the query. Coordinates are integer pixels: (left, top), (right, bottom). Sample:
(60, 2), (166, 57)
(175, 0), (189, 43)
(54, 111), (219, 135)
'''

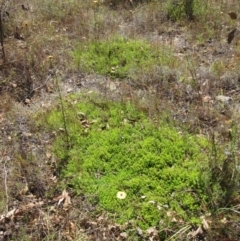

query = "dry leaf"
(221, 217), (227, 223)
(46, 152), (52, 159)
(55, 190), (72, 207)
(146, 227), (158, 236)
(22, 132), (32, 137)
(228, 12), (237, 20)
(58, 197), (64, 206)
(5, 208), (17, 218)
(201, 216), (209, 230)
(70, 221), (76, 233)
(188, 226), (203, 238)
(136, 227), (143, 236)
(97, 212), (106, 222)
(62, 190), (71, 208)
(21, 4), (30, 11)
(228, 28), (237, 44)
(27, 203), (36, 208)
(202, 95), (211, 103)
(53, 193), (63, 202)
(120, 232), (128, 238)
(19, 183), (29, 195)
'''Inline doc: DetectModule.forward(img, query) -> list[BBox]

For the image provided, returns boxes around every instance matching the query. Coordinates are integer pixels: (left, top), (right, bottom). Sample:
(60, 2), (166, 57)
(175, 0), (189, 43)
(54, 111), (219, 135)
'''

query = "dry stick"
(167, 225), (191, 241)
(3, 158), (8, 213)
(0, 8), (6, 63)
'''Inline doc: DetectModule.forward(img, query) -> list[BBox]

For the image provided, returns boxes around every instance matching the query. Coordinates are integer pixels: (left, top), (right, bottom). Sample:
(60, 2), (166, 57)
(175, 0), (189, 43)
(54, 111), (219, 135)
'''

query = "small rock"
(215, 95), (232, 104)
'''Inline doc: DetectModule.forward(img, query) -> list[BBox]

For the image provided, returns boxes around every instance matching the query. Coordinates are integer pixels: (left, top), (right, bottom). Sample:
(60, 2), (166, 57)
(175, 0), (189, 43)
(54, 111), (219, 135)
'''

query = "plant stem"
(55, 76), (70, 149)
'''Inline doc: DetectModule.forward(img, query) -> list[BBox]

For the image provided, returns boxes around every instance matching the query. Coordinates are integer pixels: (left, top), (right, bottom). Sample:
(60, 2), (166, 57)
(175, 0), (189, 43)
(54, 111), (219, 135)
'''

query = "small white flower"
(117, 191), (127, 199)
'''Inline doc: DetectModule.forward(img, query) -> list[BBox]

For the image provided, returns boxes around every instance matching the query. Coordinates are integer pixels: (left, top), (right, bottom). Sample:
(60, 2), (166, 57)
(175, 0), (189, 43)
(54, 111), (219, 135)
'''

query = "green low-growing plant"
(38, 93), (217, 231)
(166, 0), (210, 21)
(71, 37), (175, 79)
(36, 0), (80, 21)
(211, 60), (226, 78)
(166, 0), (194, 21)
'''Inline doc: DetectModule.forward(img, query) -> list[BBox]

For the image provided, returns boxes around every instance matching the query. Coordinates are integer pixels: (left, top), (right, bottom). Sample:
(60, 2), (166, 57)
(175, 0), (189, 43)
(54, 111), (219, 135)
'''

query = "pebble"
(215, 95), (232, 104)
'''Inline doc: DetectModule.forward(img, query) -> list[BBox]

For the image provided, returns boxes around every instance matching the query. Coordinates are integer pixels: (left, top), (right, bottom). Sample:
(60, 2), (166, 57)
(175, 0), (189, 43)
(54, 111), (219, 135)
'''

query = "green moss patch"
(40, 93), (212, 230)
(71, 37), (175, 78)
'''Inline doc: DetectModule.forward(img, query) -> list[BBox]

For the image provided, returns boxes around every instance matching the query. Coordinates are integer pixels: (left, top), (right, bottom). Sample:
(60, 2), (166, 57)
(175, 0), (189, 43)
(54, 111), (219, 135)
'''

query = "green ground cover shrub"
(166, 0), (209, 21)
(38, 93), (216, 231)
(71, 37), (174, 78)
